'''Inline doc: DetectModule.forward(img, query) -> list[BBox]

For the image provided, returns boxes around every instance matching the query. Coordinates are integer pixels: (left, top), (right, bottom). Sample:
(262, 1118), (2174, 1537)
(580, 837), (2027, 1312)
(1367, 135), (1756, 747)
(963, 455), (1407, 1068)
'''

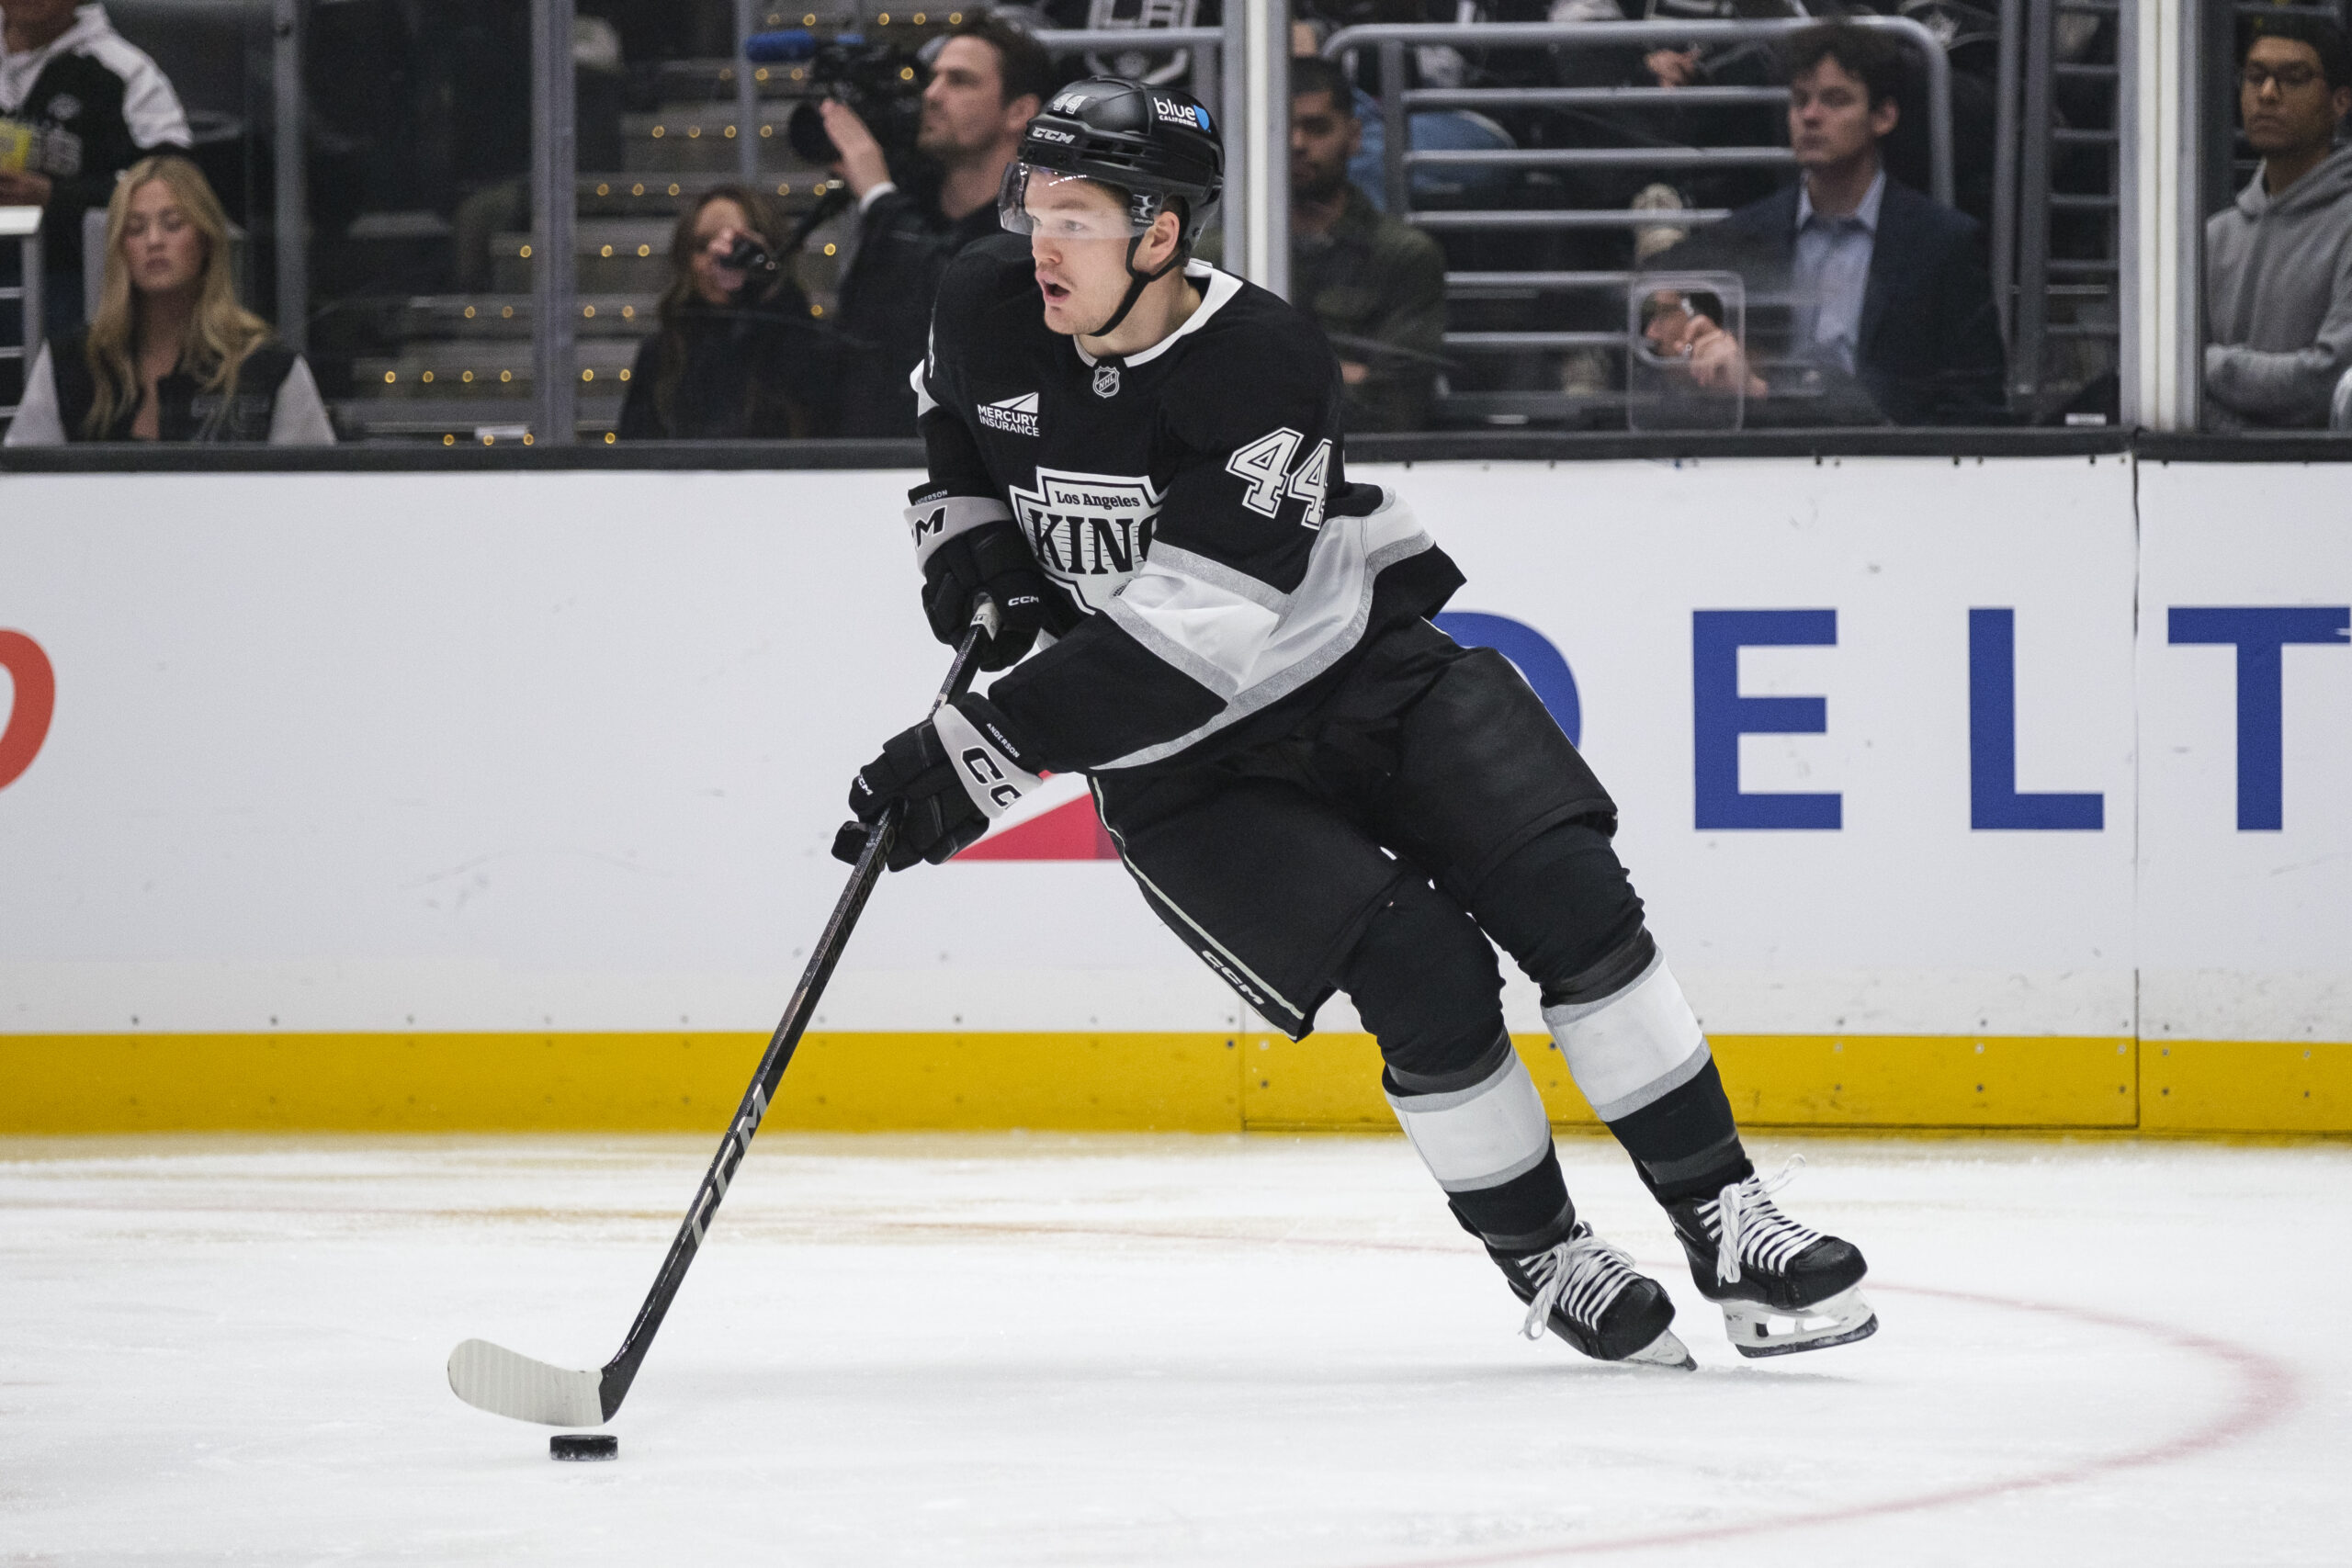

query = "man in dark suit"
(1645, 24), (2006, 426)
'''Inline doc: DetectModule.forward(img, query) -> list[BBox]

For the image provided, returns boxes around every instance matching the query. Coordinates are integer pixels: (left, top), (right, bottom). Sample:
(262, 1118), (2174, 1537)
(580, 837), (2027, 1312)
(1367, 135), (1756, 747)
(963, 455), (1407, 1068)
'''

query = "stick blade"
(447, 1338), (607, 1427)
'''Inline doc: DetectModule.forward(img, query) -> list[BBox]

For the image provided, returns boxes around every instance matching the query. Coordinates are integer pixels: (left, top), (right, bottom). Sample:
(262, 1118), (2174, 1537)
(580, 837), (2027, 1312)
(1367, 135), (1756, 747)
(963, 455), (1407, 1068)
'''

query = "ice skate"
(1493, 1221), (1694, 1369)
(1666, 1157), (1877, 1358)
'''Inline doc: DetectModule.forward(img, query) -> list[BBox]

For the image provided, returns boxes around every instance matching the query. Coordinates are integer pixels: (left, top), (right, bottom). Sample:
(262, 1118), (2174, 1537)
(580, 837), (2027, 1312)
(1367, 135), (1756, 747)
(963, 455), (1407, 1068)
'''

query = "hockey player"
(842, 78), (1875, 1367)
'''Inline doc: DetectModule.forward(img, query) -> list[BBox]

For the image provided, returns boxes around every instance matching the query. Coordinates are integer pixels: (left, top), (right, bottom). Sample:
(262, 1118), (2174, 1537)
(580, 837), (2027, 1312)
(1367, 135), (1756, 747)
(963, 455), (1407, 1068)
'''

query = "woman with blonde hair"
(6, 154), (333, 445)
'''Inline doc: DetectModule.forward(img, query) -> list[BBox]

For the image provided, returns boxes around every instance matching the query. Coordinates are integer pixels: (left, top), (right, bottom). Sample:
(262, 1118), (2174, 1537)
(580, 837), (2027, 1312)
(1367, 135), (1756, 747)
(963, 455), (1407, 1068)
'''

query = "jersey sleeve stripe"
(906, 493), (1014, 571)
(1104, 589), (1261, 700)
(1142, 544), (1295, 614)
(81, 34), (191, 148)
(1095, 496), (1438, 772)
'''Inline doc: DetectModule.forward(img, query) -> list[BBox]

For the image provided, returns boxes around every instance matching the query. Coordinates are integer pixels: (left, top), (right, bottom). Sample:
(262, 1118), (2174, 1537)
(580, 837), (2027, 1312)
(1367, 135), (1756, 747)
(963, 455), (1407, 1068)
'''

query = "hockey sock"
(1542, 934), (1750, 1202)
(1608, 1056), (1752, 1203)
(1385, 1032), (1577, 1255)
(1341, 879), (1575, 1254)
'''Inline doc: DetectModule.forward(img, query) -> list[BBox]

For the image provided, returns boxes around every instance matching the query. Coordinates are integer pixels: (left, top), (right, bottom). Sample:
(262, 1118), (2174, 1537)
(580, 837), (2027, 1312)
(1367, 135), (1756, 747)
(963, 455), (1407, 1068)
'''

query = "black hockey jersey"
(908, 233), (1464, 776)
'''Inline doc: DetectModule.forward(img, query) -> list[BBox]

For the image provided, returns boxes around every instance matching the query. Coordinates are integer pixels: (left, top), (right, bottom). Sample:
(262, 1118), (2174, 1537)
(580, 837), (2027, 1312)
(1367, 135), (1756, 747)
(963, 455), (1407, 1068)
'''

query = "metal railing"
(504, 17), (1246, 444)
(1, 206), (42, 423)
(1322, 18), (1954, 219)
(2007, 0), (2121, 420)
(1318, 17), (1955, 402)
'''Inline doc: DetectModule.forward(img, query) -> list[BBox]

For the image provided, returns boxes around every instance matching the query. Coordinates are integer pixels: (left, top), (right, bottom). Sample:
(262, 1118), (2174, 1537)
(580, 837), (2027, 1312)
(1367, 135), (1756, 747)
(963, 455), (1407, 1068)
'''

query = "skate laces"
(1706, 1156), (1823, 1286)
(1519, 1224), (1641, 1341)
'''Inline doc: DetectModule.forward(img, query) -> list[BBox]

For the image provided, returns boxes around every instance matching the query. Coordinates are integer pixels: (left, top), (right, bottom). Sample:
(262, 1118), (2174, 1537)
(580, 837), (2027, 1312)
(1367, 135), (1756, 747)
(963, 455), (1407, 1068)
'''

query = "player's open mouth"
(1038, 276), (1072, 302)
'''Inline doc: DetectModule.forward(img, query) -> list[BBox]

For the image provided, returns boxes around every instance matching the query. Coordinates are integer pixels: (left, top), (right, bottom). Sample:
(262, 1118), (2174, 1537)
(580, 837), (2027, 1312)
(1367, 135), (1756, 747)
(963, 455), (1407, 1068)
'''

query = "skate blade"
(1721, 1286), (1878, 1359)
(1620, 1326), (1697, 1371)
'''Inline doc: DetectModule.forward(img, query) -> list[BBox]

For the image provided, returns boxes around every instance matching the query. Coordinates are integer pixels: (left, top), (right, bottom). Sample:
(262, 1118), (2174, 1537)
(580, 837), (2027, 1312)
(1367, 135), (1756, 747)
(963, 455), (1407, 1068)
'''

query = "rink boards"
(0, 456), (2346, 1133)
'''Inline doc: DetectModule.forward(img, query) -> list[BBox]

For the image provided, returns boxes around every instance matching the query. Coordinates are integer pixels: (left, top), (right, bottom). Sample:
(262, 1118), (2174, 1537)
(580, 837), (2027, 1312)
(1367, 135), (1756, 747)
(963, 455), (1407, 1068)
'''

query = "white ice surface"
(4, 1133), (2347, 1566)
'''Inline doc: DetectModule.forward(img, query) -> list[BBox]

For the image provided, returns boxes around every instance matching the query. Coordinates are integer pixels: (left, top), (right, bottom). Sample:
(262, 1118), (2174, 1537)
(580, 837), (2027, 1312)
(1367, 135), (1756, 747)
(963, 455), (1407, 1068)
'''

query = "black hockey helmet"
(1001, 76), (1224, 250)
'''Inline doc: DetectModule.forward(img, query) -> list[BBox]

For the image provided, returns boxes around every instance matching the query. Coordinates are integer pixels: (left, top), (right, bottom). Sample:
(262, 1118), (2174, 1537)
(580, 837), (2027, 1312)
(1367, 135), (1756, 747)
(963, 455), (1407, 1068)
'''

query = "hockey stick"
(447, 596), (1001, 1427)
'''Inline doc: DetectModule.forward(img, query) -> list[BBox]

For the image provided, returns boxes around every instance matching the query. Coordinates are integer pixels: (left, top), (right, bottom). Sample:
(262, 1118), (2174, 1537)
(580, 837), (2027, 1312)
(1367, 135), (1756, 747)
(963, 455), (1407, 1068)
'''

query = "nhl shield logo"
(1091, 363), (1122, 399)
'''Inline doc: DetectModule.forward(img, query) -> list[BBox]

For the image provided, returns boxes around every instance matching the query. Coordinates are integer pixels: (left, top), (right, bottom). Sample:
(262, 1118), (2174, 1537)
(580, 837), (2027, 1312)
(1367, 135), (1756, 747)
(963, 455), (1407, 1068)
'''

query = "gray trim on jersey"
(906, 493), (1015, 573)
(1147, 545), (1292, 616)
(1386, 1046), (1556, 1194)
(1096, 491), (1436, 772)
(1541, 947), (1714, 1122)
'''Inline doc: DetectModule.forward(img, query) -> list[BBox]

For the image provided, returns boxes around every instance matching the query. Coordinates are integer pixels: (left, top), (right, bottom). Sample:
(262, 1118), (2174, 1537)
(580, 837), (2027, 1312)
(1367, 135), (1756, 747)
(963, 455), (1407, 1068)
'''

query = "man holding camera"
(819, 14), (1055, 436)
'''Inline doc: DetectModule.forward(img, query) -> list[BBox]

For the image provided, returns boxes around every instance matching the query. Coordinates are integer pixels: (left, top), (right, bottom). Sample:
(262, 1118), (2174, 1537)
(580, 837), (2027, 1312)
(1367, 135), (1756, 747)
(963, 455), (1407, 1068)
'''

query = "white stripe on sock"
(1542, 953), (1711, 1122)
(1386, 1049), (1554, 1192)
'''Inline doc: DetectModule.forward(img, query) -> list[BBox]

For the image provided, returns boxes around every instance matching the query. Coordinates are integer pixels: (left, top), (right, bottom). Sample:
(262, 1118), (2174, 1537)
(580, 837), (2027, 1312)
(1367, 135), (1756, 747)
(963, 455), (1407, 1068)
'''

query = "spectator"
(2203, 11), (2352, 431)
(618, 186), (828, 441)
(6, 153), (332, 444)
(1288, 54), (1447, 432)
(1639, 0), (1810, 95)
(819, 13), (1054, 435)
(1646, 23), (2005, 425)
(0, 0), (189, 340)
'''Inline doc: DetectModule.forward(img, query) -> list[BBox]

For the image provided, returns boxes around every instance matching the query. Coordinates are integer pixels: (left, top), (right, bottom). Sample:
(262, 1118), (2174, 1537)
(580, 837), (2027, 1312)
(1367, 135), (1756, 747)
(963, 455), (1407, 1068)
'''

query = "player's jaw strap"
(1087, 233), (1188, 340)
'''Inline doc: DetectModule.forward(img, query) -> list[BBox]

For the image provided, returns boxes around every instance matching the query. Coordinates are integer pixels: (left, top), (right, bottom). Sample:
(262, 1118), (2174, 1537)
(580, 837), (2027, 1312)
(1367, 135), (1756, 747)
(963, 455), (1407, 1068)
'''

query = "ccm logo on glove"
(934, 703), (1042, 816)
(842, 695), (1048, 871)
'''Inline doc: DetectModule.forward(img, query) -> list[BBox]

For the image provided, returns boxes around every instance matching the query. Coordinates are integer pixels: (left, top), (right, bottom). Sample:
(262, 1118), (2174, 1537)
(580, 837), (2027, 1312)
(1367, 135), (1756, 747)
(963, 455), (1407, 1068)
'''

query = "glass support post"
(1248, 0), (1289, 299)
(2016, 0), (2054, 413)
(533, 0), (579, 446)
(1220, 9), (1251, 285)
(272, 0), (307, 351)
(2119, 0), (2194, 429)
(736, 0), (761, 186)
(1991, 0), (2021, 349)
(1380, 40), (1408, 220)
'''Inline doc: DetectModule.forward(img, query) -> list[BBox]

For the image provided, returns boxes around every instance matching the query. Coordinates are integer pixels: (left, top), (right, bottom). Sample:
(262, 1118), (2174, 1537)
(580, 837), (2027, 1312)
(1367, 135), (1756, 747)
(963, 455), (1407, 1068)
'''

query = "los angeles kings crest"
(1007, 468), (1163, 615)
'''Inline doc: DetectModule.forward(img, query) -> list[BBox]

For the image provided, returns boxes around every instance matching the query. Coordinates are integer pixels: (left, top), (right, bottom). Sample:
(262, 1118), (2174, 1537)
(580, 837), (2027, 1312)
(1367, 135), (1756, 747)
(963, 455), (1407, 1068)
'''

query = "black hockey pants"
(1093, 619), (1752, 1254)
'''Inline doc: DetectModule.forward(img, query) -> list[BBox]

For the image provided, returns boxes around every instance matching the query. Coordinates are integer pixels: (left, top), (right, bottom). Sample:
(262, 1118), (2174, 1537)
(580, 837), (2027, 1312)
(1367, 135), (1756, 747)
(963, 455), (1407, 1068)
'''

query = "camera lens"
(787, 103), (838, 166)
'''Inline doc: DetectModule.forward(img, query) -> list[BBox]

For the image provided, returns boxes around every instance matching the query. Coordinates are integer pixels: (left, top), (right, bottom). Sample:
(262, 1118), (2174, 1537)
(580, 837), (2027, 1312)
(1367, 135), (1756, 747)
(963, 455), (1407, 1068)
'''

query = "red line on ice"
(926, 1223), (2297, 1564)
(1351, 1280), (2299, 1565)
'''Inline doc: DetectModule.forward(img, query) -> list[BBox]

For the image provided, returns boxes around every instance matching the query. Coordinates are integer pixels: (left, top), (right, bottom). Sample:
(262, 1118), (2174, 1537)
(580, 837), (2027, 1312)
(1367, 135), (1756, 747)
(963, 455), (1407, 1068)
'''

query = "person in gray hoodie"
(2204, 12), (2352, 430)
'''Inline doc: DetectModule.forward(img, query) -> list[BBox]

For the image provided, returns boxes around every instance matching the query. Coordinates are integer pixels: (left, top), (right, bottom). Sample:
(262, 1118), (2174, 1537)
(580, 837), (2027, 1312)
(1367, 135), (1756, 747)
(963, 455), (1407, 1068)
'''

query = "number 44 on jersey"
(1227, 428), (1334, 529)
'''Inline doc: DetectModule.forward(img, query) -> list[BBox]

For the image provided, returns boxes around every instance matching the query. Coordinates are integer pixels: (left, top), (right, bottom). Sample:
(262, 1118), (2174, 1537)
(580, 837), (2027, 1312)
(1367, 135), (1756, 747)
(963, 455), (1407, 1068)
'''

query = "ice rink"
(5, 1131), (2346, 1566)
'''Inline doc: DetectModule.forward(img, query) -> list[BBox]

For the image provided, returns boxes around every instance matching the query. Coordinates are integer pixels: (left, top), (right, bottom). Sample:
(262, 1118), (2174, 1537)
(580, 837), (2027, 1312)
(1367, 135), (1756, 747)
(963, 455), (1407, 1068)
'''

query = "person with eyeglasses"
(2204, 12), (2352, 430)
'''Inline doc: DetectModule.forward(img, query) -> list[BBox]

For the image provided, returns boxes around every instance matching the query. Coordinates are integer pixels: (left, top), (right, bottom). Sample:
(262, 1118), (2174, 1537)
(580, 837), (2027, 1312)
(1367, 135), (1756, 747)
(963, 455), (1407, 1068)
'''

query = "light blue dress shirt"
(1791, 169), (1886, 375)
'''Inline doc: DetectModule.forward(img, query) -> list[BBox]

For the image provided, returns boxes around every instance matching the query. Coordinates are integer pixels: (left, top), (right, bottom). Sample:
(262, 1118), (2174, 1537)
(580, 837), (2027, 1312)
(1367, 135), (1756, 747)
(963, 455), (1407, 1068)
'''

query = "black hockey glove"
(921, 520), (1053, 672)
(842, 694), (1047, 871)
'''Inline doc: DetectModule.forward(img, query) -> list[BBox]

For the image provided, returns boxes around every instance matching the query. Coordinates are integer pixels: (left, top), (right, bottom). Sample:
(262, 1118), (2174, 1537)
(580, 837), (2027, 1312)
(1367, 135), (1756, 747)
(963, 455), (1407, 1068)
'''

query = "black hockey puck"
(550, 1433), (617, 1461)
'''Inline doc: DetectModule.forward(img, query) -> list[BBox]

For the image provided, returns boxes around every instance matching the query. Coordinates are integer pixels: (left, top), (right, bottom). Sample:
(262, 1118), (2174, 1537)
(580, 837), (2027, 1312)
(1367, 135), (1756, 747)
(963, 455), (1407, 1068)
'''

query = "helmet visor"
(997, 164), (1163, 241)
